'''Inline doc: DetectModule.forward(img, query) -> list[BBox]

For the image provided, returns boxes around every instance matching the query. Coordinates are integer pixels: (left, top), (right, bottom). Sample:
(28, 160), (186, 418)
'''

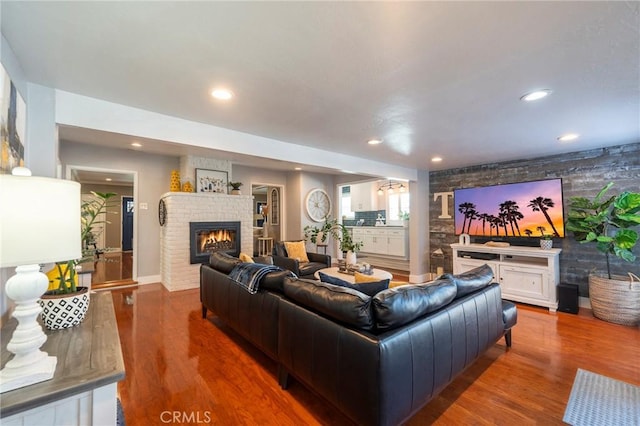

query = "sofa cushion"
(283, 277), (374, 330)
(372, 279), (457, 330)
(441, 264), (494, 298)
(239, 252), (254, 263)
(209, 252), (242, 274)
(253, 255), (274, 265)
(298, 262), (329, 278)
(318, 272), (389, 297)
(284, 241), (309, 263)
(273, 241), (288, 257)
(260, 269), (296, 293)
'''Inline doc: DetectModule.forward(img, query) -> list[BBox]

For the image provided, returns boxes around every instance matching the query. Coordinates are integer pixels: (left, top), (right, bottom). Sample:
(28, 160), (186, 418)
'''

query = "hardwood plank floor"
(112, 284), (640, 425)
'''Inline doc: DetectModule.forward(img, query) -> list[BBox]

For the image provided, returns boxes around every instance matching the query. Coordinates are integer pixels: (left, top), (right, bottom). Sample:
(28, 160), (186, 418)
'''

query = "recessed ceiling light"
(557, 133), (580, 142)
(294, 167), (302, 171)
(520, 89), (552, 102)
(131, 142), (142, 148)
(211, 88), (234, 100)
(367, 139), (382, 145)
(431, 156), (443, 162)
(105, 178), (112, 182)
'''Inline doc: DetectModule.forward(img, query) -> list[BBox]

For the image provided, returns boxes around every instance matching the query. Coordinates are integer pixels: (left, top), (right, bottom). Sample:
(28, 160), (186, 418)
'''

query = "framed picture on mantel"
(196, 169), (228, 194)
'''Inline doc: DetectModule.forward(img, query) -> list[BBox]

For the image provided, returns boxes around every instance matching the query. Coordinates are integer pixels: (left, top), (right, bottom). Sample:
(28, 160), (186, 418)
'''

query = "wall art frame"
(195, 168), (228, 194)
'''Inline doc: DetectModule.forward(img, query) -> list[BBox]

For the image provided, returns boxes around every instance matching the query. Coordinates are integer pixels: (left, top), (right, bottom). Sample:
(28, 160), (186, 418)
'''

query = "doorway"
(67, 165), (137, 287)
(251, 184), (284, 255)
(122, 196), (134, 251)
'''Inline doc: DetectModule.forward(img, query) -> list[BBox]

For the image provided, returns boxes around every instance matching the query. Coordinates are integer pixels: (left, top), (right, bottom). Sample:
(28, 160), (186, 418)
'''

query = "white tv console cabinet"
(451, 243), (562, 312)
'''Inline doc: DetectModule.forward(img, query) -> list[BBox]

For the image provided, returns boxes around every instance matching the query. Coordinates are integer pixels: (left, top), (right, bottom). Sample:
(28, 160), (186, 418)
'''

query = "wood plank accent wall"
(429, 142), (640, 297)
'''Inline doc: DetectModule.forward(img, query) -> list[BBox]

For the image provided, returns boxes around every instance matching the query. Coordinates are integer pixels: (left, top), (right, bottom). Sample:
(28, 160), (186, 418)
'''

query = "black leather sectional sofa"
(200, 253), (517, 426)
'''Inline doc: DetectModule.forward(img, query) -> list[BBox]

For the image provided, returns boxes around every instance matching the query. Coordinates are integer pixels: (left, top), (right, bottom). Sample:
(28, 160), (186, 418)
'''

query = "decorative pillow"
(239, 252), (254, 263)
(283, 277), (374, 330)
(442, 264), (494, 299)
(318, 272), (389, 297)
(354, 272), (381, 283)
(284, 241), (309, 263)
(389, 280), (409, 288)
(372, 279), (457, 330)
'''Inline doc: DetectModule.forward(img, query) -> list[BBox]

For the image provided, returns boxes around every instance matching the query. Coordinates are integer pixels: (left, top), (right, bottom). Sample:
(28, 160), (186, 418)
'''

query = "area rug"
(563, 368), (640, 425)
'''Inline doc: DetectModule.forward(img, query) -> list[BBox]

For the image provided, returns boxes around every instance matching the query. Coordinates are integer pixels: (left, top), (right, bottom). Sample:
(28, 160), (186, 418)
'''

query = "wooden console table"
(1, 292), (125, 425)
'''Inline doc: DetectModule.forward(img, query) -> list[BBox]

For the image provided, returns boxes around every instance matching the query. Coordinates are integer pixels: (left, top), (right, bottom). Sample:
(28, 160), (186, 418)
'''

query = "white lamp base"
(0, 264), (57, 393)
(0, 355), (57, 393)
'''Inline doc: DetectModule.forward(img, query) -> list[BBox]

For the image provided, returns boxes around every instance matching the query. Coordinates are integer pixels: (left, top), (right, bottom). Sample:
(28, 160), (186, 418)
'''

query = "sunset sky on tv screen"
(454, 179), (565, 237)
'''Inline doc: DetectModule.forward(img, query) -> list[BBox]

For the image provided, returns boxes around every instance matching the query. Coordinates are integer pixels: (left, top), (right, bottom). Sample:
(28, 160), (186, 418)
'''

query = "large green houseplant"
(41, 191), (116, 330)
(303, 216), (363, 260)
(565, 182), (640, 325)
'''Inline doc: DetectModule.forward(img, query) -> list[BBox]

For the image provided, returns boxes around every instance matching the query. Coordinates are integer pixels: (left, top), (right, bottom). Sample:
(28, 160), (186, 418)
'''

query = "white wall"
(1, 36), (28, 323)
(60, 141), (178, 280)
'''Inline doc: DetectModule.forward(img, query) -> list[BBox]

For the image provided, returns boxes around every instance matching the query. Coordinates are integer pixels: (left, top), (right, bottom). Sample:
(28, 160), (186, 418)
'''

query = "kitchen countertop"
(346, 225), (407, 229)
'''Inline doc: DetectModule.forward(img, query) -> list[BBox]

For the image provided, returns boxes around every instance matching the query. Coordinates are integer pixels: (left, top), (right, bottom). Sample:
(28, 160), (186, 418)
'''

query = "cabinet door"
(350, 182), (377, 212)
(499, 265), (548, 300)
(454, 258), (498, 279)
(374, 229), (389, 254)
(359, 229), (377, 253)
(387, 229), (406, 257)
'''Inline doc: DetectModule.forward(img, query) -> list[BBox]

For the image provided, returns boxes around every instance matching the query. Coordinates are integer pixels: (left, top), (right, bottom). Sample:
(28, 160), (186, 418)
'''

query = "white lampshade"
(0, 174), (81, 267)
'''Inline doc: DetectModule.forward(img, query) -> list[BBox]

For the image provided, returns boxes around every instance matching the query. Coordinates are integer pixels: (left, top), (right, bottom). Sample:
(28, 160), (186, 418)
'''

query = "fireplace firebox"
(190, 221), (241, 264)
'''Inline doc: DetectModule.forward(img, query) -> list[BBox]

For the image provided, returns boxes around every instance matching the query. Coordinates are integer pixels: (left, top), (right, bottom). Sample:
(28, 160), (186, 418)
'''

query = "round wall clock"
(158, 199), (167, 226)
(305, 188), (331, 222)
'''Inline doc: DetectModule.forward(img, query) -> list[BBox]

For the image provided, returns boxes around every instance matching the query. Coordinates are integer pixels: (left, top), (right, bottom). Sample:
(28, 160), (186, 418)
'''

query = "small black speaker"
(558, 283), (579, 314)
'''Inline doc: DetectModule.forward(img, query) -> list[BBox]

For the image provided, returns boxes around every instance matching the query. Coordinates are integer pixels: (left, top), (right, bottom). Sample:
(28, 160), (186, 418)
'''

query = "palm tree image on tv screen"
(454, 179), (565, 238)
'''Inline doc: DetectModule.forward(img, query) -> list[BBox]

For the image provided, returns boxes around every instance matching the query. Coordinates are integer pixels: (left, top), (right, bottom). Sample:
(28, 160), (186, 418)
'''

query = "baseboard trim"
(409, 273), (432, 284)
(136, 275), (161, 285)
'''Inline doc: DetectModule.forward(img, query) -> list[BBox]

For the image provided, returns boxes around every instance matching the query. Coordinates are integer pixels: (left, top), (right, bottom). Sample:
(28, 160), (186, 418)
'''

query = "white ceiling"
(2, 1), (639, 175)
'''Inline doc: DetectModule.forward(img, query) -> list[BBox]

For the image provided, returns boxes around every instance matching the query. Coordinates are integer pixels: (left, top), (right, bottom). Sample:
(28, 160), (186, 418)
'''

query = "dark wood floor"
(112, 284), (640, 425)
(92, 251), (135, 290)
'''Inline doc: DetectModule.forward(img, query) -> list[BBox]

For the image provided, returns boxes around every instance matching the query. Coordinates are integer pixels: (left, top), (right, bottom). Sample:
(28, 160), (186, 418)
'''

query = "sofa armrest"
(272, 255), (300, 274)
(307, 252), (331, 267)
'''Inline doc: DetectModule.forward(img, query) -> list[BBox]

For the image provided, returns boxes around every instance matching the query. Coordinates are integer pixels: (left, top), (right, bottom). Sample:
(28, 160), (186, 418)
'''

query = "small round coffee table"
(314, 266), (392, 284)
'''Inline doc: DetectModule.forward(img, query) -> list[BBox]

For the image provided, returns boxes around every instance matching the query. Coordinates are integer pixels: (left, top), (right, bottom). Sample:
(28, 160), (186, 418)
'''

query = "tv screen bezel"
(453, 178), (565, 240)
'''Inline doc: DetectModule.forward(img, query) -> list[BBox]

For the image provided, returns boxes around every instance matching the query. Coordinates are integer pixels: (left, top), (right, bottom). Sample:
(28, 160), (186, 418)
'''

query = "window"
(340, 186), (354, 219)
(388, 193), (410, 221)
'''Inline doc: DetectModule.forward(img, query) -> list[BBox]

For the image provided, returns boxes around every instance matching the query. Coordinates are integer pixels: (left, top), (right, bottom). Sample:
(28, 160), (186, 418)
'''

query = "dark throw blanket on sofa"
(228, 263), (284, 294)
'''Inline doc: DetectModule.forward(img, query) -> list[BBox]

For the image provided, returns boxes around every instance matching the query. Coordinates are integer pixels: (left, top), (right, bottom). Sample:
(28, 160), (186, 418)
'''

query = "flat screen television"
(454, 178), (565, 238)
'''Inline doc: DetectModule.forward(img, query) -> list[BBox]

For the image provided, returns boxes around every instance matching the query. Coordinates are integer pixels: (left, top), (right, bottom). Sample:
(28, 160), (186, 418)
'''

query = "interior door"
(122, 196), (134, 251)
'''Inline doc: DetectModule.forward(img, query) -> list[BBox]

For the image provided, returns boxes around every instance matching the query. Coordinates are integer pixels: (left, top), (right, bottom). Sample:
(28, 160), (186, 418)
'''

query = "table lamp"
(0, 167), (81, 393)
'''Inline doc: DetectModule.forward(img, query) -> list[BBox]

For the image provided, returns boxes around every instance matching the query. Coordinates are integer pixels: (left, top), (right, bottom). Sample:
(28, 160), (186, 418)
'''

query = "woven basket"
(589, 273), (640, 326)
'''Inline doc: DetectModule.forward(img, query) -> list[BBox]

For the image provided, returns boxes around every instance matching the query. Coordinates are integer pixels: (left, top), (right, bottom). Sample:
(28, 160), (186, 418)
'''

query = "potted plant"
(565, 182), (640, 325)
(228, 181), (243, 195)
(399, 210), (410, 227)
(539, 234), (553, 250)
(40, 191), (117, 329)
(303, 216), (335, 245)
(336, 223), (363, 265)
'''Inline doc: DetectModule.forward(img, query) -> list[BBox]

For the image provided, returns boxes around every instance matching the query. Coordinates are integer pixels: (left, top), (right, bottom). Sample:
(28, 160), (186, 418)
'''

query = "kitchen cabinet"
(350, 182), (378, 212)
(354, 227), (408, 258)
(451, 243), (561, 312)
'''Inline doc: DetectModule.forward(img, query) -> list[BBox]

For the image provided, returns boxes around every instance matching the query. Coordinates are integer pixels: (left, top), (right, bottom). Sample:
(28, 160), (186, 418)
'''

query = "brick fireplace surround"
(160, 192), (253, 291)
